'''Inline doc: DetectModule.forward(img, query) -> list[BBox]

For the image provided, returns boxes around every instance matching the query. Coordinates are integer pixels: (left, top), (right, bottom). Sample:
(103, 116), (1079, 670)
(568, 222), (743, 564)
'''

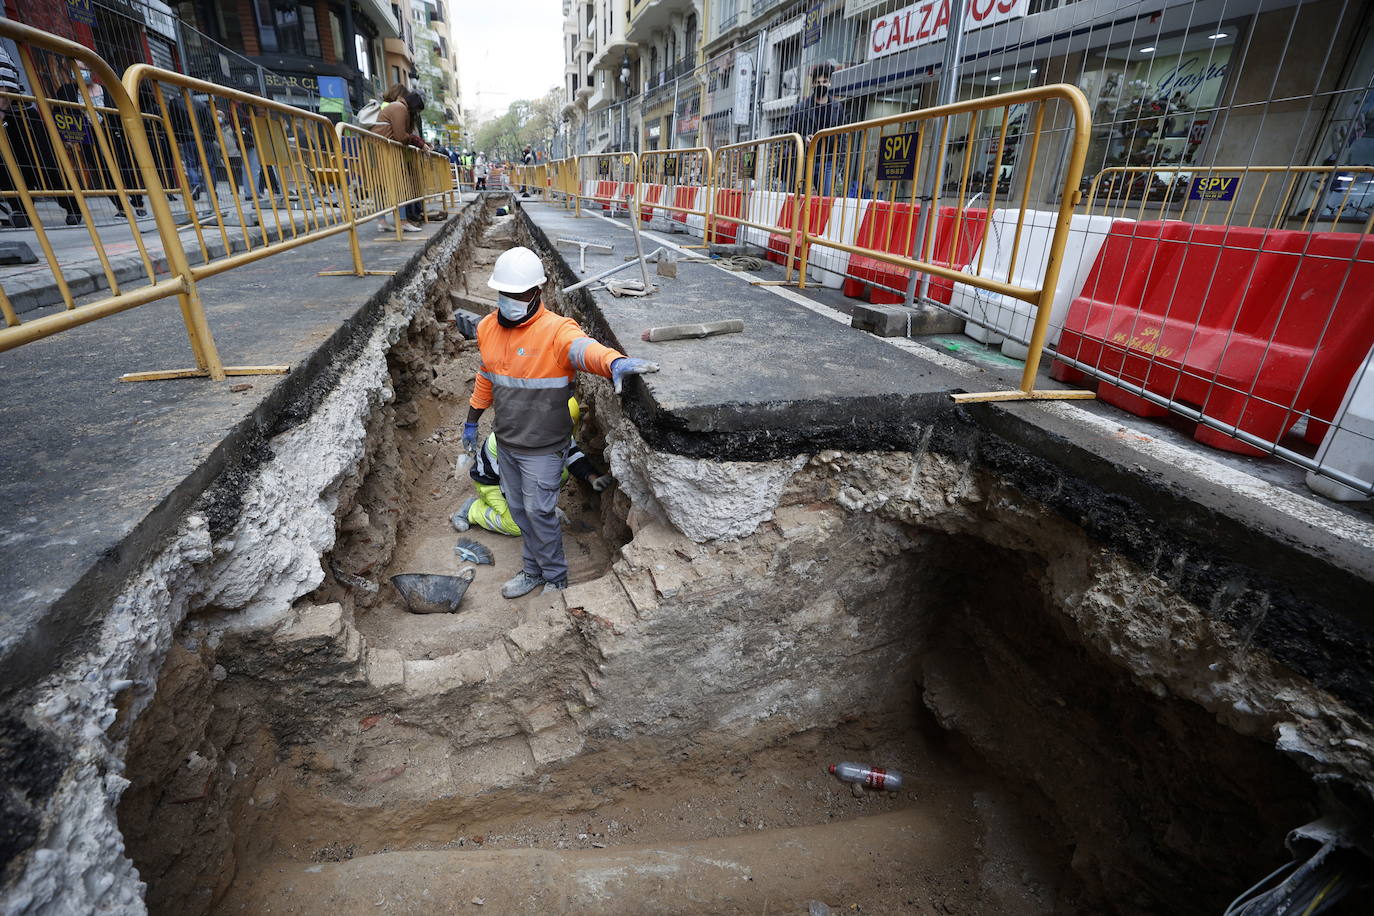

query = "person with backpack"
(367, 84), (427, 232)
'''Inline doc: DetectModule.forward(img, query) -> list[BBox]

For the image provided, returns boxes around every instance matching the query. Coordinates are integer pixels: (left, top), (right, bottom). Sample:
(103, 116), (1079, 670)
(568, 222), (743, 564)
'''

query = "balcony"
(625, 0), (690, 43)
(355, 0), (401, 38)
(642, 57), (695, 94)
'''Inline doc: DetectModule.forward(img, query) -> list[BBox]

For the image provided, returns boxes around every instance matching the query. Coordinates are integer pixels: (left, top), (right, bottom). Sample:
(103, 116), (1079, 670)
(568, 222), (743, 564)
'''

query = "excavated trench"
(110, 206), (1357, 915)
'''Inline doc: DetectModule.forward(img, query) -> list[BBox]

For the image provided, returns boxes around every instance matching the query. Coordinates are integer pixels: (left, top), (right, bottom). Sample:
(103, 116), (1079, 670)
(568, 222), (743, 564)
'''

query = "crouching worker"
(453, 397), (612, 536)
(465, 246), (658, 599)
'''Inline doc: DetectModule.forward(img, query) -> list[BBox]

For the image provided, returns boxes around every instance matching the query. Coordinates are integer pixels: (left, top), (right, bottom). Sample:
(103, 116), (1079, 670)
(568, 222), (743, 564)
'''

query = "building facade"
(172, 0), (403, 115)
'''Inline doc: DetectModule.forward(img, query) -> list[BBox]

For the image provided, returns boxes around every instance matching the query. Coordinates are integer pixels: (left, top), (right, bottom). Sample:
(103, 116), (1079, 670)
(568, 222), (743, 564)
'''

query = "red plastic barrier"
(668, 186), (699, 223)
(639, 184), (664, 222)
(1053, 223), (1374, 454)
(766, 195), (832, 266)
(594, 179), (617, 210)
(843, 204), (988, 305)
(710, 188), (744, 244)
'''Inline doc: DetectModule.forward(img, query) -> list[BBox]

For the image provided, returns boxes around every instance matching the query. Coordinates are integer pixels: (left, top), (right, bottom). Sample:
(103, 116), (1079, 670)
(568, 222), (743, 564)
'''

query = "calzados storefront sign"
(868, 0), (1026, 61)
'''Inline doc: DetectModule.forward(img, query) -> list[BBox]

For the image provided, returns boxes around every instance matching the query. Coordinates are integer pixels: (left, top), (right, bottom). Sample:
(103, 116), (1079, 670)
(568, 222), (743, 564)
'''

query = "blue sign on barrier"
(877, 131), (918, 181)
(67, 0), (96, 26)
(803, 3), (823, 47)
(1189, 175), (1239, 202)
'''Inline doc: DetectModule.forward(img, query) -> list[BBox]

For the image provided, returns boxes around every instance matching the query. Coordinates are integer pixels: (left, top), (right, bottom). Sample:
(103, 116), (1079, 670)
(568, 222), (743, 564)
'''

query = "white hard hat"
(488, 246), (547, 293)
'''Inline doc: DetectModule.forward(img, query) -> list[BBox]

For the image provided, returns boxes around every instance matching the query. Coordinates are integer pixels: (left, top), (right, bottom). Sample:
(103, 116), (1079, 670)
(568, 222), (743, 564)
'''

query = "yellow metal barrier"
(0, 21), (464, 382)
(551, 158), (578, 208)
(1084, 165), (1374, 234)
(0, 20), (252, 382)
(800, 84), (1094, 404)
(573, 152), (639, 218)
(336, 122), (411, 243)
(124, 64), (372, 294)
(638, 147), (712, 248)
(711, 134), (805, 283)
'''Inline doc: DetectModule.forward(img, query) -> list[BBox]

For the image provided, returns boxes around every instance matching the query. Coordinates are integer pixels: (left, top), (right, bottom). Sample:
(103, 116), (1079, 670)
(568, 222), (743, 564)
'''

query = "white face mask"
(498, 293), (531, 322)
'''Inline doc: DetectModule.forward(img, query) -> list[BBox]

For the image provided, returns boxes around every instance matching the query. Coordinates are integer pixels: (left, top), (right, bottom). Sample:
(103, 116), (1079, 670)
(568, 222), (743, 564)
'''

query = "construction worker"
(452, 398), (612, 536)
(465, 247), (658, 597)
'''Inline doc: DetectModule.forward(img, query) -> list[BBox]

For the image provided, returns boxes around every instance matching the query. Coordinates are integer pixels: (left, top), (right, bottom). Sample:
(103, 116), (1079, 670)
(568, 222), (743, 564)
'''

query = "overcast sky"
(453, 1), (566, 121)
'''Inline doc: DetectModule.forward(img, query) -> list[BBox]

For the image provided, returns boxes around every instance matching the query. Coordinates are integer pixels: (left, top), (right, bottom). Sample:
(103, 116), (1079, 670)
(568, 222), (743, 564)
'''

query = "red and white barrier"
(952, 210), (1123, 360)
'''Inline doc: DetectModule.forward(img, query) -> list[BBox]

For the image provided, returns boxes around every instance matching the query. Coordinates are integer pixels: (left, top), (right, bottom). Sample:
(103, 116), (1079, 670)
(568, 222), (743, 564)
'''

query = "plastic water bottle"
(829, 762), (903, 791)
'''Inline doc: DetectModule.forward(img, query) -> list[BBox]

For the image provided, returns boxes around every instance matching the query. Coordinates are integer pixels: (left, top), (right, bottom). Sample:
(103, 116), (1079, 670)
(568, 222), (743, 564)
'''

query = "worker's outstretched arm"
(556, 320), (659, 393)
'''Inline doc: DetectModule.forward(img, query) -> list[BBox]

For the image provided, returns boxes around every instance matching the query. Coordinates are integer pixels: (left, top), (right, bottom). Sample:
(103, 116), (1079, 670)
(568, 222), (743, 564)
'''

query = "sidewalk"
(0, 187), (473, 315)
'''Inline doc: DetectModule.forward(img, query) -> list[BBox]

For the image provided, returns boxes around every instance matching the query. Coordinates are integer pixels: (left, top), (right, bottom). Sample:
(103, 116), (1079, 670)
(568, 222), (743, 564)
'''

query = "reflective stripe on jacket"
(470, 305), (622, 452)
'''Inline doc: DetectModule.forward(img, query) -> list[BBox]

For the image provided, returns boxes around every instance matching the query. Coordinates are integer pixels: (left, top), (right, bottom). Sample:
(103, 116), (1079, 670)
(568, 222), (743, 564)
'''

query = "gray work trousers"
(498, 443), (568, 585)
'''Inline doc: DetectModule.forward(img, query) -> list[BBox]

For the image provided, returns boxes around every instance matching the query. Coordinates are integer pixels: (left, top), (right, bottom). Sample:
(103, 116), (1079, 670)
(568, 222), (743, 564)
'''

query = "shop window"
(1079, 28), (1235, 198)
(1298, 28), (1374, 225)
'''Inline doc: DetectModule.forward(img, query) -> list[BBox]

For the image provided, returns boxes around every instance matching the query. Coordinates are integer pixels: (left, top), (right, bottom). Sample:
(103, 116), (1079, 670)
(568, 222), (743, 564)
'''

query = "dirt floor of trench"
(215, 716), (1066, 915)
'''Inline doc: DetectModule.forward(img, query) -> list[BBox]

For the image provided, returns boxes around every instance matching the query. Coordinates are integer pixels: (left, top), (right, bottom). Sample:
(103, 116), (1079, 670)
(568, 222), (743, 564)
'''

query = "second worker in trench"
(463, 246), (658, 598)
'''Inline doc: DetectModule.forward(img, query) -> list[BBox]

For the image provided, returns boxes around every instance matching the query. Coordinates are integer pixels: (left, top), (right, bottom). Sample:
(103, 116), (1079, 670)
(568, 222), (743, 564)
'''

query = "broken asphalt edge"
(0, 200), (485, 708)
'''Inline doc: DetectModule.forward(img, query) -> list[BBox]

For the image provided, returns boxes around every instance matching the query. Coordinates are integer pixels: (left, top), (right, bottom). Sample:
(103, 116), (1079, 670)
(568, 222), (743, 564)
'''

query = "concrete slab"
(520, 203), (981, 458)
(0, 202), (477, 700)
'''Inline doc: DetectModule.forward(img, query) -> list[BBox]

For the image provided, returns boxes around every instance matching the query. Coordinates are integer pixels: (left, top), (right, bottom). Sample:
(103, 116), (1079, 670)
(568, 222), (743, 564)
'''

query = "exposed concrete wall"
(0, 205), (488, 916)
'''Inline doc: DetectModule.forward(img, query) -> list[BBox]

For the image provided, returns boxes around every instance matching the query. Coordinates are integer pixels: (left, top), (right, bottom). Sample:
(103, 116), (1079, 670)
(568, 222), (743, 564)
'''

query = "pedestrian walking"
(520, 144), (534, 197)
(464, 247), (657, 597)
(0, 46), (81, 227)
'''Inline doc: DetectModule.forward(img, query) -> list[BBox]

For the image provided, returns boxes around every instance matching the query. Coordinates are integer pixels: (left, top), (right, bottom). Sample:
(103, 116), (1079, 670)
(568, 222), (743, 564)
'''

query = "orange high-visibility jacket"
(471, 305), (623, 452)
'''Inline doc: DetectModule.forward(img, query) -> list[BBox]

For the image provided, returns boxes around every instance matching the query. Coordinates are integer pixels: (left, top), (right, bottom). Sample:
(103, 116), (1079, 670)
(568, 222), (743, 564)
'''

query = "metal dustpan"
(391, 568), (476, 614)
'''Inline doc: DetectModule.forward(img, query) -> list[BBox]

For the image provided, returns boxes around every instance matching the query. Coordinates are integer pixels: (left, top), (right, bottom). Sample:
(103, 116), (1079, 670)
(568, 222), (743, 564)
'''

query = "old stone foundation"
(7, 201), (1373, 915)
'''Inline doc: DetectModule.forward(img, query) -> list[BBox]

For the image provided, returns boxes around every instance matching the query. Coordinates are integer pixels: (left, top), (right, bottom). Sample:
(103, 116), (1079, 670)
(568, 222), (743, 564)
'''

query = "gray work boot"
(540, 580), (567, 595)
(450, 497), (476, 532)
(501, 571), (544, 599)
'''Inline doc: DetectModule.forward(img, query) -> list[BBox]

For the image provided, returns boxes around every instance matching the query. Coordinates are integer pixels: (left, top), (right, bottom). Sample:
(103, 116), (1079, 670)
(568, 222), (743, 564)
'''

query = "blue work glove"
(610, 357), (660, 394)
(463, 421), (479, 454)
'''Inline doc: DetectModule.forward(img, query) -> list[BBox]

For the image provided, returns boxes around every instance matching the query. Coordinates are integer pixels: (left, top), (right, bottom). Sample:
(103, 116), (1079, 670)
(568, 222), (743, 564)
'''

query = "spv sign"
(1188, 175), (1239, 202)
(878, 131), (918, 181)
(869, 0), (1026, 61)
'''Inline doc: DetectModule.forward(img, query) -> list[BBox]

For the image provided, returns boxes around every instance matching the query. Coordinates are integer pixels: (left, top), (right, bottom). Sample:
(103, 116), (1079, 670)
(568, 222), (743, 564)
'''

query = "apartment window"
(774, 35), (800, 96)
(188, 0), (244, 50)
(329, 9), (345, 64)
(715, 0), (738, 36)
(356, 34), (373, 79)
(255, 0), (321, 57)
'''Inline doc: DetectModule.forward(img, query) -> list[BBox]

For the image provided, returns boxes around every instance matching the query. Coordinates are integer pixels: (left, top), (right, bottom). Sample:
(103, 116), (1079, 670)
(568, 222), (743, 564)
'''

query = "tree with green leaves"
(472, 88), (562, 161)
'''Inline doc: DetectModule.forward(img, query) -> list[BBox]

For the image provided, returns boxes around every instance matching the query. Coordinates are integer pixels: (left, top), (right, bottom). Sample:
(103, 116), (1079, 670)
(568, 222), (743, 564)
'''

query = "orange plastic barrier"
(1054, 223), (1374, 454)
(843, 204), (989, 305)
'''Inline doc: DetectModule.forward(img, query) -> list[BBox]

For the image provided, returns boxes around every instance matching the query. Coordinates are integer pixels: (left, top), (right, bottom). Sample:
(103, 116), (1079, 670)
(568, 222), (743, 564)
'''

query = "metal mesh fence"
(554, 0), (1374, 497)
